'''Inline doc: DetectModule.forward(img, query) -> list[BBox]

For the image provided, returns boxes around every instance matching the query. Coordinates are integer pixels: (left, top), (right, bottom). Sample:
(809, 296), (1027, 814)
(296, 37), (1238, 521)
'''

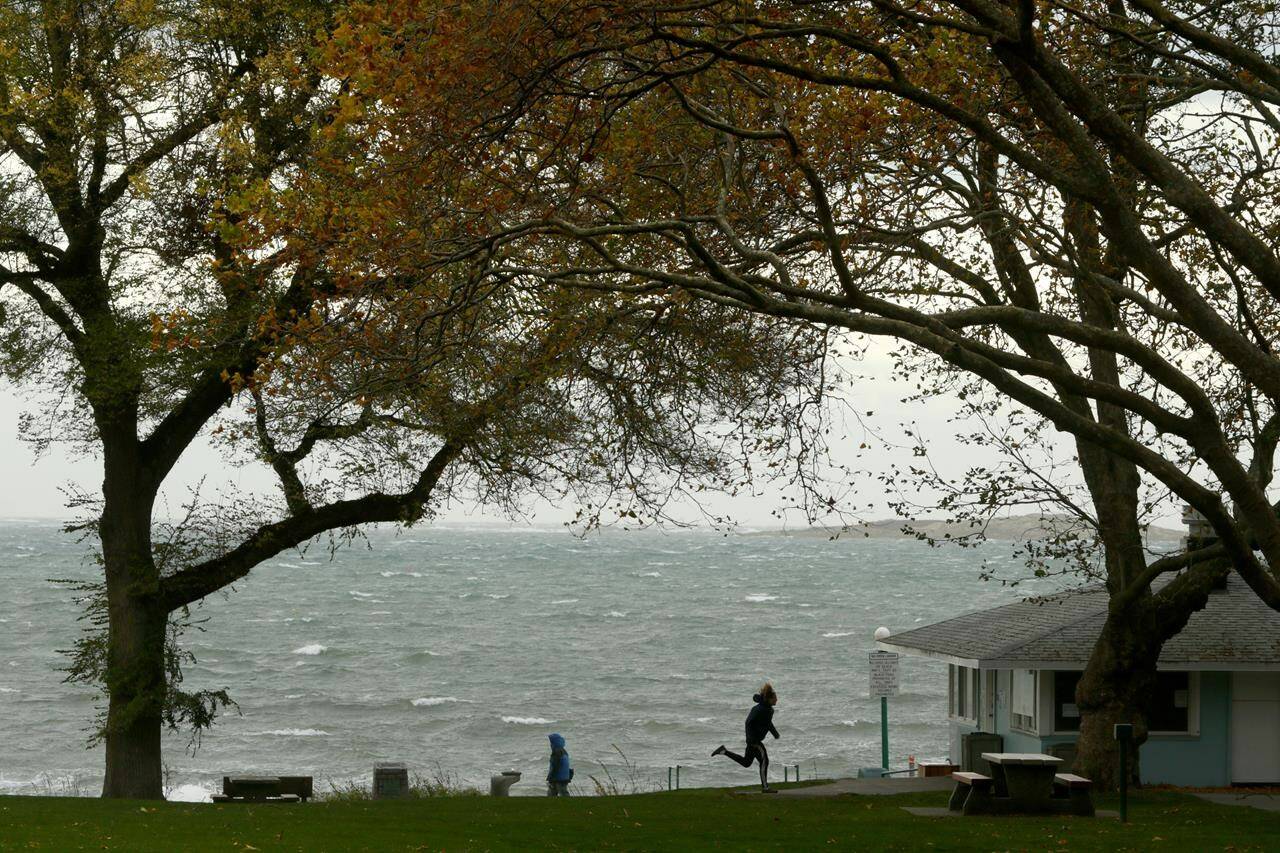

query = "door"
(1231, 672), (1280, 784)
(982, 670), (998, 732)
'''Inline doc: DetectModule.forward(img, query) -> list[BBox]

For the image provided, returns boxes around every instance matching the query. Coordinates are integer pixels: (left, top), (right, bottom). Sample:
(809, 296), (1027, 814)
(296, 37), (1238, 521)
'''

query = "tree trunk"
(100, 593), (167, 799)
(1073, 605), (1161, 791)
(1074, 559), (1225, 792)
(99, 445), (166, 800)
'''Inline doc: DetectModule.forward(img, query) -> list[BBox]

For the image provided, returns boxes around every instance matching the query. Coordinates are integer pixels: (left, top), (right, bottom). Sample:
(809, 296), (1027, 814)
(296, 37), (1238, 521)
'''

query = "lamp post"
(872, 626), (895, 771)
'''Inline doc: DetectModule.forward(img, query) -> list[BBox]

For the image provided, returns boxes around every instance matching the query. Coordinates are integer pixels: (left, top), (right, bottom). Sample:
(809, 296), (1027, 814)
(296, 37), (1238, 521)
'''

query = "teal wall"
(946, 669), (1233, 787)
(1138, 671), (1231, 787)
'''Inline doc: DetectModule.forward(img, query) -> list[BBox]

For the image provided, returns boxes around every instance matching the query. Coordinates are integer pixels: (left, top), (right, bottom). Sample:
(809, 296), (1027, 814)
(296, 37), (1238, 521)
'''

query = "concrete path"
(765, 777), (953, 797)
(1193, 792), (1280, 812)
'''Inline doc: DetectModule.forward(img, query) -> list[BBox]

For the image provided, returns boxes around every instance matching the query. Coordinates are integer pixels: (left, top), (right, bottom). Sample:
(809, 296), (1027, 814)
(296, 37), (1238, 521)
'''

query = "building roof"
(876, 573), (1280, 670)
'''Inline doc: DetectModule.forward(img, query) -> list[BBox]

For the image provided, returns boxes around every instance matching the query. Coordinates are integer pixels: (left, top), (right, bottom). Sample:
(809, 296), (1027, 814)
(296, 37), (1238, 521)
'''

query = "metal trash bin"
(961, 732), (1003, 776)
(373, 762), (410, 799)
(857, 766), (889, 779)
(490, 770), (521, 796)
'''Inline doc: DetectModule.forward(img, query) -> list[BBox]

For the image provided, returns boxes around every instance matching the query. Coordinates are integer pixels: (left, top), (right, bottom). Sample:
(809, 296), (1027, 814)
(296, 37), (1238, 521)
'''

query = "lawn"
(1, 785), (1274, 851)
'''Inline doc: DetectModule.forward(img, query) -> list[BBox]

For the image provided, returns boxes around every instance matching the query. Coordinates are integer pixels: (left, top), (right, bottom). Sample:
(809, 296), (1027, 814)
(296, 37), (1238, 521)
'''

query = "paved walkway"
(765, 777), (953, 797)
(1193, 792), (1280, 812)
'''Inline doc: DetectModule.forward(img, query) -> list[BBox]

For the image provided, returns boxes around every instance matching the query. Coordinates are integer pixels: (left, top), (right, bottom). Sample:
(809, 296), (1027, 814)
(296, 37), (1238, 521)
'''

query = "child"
(546, 732), (573, 796)
(712, 682), (780, 793)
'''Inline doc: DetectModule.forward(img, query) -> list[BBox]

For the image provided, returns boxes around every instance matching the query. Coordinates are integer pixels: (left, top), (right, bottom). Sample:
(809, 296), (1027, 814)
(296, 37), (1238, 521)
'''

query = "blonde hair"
(760, 682), (776, 700)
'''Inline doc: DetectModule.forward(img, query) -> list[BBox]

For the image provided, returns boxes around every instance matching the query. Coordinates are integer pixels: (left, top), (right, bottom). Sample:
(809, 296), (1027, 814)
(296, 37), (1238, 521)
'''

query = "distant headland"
(757, 514), (1184, 542)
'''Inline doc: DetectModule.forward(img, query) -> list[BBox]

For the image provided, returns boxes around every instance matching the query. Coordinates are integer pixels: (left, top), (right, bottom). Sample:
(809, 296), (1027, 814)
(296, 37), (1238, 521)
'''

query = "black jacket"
(744, 694), (779, 745)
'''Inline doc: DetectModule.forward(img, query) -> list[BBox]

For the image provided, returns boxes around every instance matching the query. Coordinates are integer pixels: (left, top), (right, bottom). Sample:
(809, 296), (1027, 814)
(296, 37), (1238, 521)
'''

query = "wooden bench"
(212, 775), (313, 804)
(1052, 773), (1094, 817)
(948, 771), (994, 815)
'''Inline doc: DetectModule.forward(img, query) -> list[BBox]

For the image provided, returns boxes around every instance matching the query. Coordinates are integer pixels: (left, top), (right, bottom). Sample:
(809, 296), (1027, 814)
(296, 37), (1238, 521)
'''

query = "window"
(1053, 671), (1083, 733)
(1012, 669), (1038, 732)
(1148, 672), (1194, 733)
(949, 665), (978, 723)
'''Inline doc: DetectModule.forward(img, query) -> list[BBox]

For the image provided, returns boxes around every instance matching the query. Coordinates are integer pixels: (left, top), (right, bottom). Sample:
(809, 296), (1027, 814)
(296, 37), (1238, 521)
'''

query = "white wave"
(349, 591), (374, 598)
(695, 716), (713, 723)
(637, 571), (662, 578)
(501, 716), (554, 725)
(744, 593), (778, 603)
(412, 696), (469, 707)
(551, 598), (579, 604)
(379, 571), (423, 578)
(604, 610), (627, 618)
(370, 610), (392, 615)
(822, 631), (856, 638)
(168, 783), (213, 803)
(285, 694), (303, 699)
(276, 562), (302, 569)
(485, 593), (509, 600)
(0, 687), (18, 693)
(291, 644), (327, 656)
(255, 728), (329, 737)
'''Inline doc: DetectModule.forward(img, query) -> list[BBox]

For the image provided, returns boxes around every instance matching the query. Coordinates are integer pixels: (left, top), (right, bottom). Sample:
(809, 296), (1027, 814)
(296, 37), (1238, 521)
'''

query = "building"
(876, 573), (1280, 786)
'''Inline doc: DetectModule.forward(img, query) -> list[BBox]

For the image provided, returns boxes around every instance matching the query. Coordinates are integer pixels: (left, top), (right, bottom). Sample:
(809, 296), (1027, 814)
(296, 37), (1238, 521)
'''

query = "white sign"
(869, 650), (900, 698)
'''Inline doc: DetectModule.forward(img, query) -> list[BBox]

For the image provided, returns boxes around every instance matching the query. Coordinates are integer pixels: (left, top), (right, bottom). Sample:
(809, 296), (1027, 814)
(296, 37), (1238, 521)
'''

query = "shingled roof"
(876, 573), (1280, 670)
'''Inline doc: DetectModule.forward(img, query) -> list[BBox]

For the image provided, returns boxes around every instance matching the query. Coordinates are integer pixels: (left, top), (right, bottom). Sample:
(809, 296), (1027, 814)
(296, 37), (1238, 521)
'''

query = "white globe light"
(874, 626), (891, 641)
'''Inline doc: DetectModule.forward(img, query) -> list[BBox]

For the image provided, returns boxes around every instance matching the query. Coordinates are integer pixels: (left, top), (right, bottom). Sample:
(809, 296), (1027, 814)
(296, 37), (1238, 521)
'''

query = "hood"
(753, 693), (764, 703)
(549, 733), (566, 749)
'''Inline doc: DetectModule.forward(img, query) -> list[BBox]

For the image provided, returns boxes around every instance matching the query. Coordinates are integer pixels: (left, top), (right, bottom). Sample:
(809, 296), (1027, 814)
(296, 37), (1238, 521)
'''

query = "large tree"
(338, 0), (1280, 786)
(0, 0), (826, 798)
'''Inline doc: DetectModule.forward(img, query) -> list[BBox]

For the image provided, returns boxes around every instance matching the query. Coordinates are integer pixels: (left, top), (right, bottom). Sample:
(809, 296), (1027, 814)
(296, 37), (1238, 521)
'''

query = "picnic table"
(981, 753), (1061, 811)
(948, 753), (1094, 816)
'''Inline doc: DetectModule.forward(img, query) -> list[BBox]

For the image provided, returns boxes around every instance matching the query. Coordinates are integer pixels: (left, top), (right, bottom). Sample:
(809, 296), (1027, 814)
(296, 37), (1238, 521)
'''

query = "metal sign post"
(1114, 723), (1133, 823)
(868, 647), (900, 771)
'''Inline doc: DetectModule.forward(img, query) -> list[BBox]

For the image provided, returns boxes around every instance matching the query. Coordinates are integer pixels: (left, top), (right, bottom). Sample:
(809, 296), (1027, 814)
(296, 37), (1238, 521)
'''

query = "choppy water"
(0, 520), (1055, 797)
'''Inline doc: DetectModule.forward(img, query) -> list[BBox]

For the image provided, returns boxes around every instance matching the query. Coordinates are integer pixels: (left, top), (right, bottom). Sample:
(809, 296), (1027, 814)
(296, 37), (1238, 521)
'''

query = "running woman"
(712, 682), (780, 792)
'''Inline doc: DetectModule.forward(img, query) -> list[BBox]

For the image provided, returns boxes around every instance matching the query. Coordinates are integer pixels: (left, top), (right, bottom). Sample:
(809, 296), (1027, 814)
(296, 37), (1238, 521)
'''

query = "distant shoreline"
(755, 515), (1184, 542)
(0, 514), (1186, 542)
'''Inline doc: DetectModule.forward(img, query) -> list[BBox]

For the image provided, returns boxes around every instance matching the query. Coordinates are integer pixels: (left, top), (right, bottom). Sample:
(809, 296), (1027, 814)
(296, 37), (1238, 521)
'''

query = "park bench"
(947, 771), (994, 815)
(212, 775), (313, 804)
(1052, 773), (1095, 817)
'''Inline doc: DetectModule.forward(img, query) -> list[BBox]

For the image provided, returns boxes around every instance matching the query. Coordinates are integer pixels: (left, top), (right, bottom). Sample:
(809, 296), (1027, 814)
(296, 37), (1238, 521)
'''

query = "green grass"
(1, 785), (1274, 851)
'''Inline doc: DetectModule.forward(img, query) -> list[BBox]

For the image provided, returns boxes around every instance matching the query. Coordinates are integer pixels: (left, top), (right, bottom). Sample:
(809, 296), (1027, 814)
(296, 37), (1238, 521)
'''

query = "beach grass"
(1, 785), (1274, 851)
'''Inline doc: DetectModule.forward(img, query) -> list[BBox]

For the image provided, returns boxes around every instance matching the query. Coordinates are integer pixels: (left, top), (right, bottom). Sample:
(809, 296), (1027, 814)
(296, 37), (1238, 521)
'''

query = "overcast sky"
(0, 342), (1014, 527)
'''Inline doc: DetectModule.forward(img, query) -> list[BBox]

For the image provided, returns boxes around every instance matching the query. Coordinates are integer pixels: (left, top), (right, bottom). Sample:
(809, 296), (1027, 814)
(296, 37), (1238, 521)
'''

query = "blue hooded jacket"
(547, 733), (572, 782)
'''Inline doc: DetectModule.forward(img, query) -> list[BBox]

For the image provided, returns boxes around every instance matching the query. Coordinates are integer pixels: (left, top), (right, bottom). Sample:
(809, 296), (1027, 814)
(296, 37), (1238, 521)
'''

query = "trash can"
(490, 770), (521, 796)
(960, 732), (1003, 776)
(373, 762), (410, 799)
(857, 767), (889, 779)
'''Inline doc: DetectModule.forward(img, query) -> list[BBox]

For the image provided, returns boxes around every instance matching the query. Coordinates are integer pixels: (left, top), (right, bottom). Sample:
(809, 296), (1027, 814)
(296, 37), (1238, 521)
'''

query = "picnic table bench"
(947, 771), (994, 815)
(212, 775), (313, 803)
(1052, 772), (1096, 817)
(947, 754), (1094, 816)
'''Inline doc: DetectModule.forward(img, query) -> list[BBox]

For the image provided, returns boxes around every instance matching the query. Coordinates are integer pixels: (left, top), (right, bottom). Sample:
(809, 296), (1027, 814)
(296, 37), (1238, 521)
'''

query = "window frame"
(1051, 670), (1083, 735)
(1010, 669), (1038, 734)
(1148, 671), (1200, 737)
(947, 664), (979, 725)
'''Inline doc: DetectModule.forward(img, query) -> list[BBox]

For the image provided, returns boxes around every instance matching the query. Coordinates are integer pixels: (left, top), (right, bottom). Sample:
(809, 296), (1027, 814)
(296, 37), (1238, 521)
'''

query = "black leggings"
(721, 742), (769, 787)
